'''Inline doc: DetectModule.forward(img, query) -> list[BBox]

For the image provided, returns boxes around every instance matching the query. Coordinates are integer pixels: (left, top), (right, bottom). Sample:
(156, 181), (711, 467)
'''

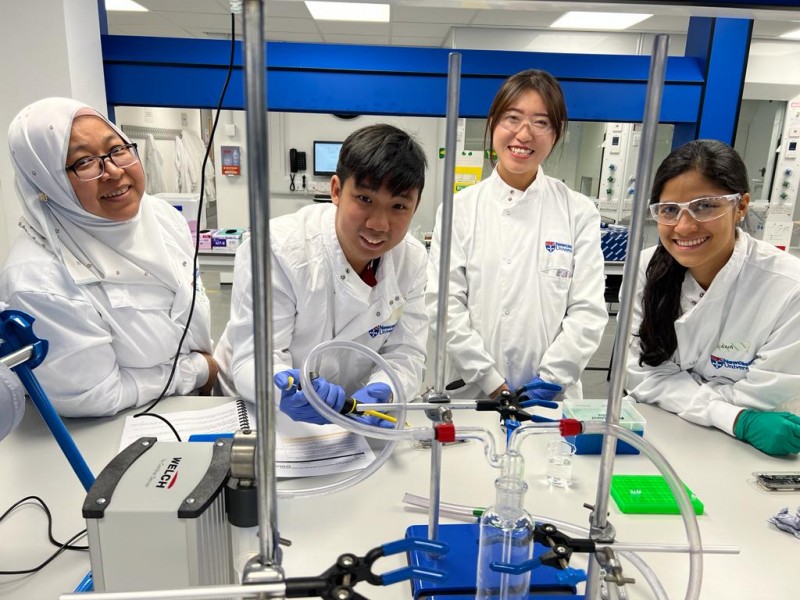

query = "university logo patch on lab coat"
(709, 354), (753, 371)
(544, 240), (573, 254)
(368, 323), (396, 338)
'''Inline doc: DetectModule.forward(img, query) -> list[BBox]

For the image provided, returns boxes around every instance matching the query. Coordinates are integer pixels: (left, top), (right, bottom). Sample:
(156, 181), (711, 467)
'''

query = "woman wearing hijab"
(0, 97), (217, 417)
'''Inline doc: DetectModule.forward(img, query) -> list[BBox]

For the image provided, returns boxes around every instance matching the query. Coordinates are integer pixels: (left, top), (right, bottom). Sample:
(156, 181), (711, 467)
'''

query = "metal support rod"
(427, 52), (461, 543)
(428, 431), (443, 540)
(350, 400), (478, 412)
(586, 33), (669, 599)
(0, 345), (34, 369)
(59, 581), (287, 600)
(242, 0), (281, 572)
(432, 52), (461, 394)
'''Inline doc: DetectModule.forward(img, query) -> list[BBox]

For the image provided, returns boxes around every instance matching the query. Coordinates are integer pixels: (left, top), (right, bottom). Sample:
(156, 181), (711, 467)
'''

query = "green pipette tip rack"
(610, 474), (704, 515)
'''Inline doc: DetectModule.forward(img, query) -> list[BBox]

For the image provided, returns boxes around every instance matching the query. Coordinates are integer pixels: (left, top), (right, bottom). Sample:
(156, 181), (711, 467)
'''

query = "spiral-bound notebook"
(118, 399), (252, 451)
(117, 399), (376, 478)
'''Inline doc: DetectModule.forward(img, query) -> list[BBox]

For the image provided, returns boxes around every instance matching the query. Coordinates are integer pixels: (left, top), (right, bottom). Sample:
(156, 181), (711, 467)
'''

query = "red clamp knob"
(559, 418), (583, 437)
(434, 422), (456, 443)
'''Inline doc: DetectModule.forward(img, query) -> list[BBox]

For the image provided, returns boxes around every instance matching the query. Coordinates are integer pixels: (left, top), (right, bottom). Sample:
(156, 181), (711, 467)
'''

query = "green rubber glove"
(733, 410), (800, 456)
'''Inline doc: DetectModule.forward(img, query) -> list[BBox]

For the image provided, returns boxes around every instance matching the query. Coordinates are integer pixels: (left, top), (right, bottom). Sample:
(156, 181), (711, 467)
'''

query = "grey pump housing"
(83, 437), (235, 592)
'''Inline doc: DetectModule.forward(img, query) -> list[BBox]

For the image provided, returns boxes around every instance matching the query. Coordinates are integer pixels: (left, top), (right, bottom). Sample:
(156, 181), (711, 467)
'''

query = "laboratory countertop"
(0, 397), (797, 599)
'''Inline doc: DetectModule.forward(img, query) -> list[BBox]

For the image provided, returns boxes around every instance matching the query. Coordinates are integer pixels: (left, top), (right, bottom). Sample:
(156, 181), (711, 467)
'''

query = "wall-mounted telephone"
(289, 148), (307, 192)
(289, 148), (307, 173)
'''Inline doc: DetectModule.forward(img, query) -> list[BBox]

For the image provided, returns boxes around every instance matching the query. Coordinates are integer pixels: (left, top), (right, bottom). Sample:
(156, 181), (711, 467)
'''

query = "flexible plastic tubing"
(277, 340), (429, 499)
(617, 550), (669, 600)
(402, 494), (673, 600)
(581, 421), (703, 600)
(301, 340), (430, 442)
(402, 493), (736, 552)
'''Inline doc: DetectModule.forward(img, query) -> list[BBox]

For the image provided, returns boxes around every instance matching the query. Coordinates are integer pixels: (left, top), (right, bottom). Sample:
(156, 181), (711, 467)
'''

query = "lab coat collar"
(486, 166), (545, 207)
(698, 230), (749, 300)
(321, 206), (404, 339)
(678, 230), (749, 319)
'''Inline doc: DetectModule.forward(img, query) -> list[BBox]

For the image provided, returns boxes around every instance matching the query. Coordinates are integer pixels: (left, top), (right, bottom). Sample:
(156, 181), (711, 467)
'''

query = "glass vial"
(476, 476), (535, 600)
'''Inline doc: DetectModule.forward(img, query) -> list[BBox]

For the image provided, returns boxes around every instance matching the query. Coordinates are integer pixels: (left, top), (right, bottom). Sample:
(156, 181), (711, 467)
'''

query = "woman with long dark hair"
(627, 139), (800, 455)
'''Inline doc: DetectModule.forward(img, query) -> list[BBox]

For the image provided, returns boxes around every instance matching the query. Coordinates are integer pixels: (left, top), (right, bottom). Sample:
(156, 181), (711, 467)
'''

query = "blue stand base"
(405, 523), (585, 599)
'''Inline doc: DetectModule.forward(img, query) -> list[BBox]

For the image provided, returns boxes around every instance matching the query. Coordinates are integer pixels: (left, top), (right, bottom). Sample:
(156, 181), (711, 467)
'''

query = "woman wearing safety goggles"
(625, 139), (800, 456)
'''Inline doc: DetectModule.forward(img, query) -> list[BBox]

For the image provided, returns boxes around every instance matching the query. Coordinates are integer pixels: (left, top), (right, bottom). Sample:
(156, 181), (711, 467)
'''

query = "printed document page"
(118, 402), (375, 477)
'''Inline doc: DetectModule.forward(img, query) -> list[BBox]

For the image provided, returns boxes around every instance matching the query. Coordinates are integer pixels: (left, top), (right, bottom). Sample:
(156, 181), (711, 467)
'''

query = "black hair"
(638, 139), (749, 367)
(484, 69), (568, 164)
(336, 124), (427, 202)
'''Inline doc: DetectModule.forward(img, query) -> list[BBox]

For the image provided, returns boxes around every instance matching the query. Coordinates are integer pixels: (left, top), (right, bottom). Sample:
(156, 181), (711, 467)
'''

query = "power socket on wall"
(309, 180), (331, 194)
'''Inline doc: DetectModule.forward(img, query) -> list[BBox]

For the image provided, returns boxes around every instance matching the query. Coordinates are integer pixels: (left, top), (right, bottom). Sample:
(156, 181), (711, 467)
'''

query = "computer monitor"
(313, 141), (343, 176)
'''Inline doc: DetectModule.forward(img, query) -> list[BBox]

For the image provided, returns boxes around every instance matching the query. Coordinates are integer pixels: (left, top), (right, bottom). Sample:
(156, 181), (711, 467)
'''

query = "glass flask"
(476, 475), (536, 600)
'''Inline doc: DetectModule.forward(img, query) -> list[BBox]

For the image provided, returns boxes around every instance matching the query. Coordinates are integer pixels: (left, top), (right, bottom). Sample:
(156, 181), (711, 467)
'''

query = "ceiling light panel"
(305, 1), (390, 23)
(551, 11), (652, 31)
(105, 0), (148, 11)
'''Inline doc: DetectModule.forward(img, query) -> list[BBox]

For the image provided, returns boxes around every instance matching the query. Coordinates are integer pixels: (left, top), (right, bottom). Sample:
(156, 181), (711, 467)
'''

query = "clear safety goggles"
(65, 143), (140, 182)
(497, 111), (553, 134)
(649, 193), (741, 225)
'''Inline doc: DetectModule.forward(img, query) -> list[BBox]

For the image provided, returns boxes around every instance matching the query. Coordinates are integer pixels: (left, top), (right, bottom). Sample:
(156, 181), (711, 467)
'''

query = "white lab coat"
(214, 203), (428, 403)
(625, 232), (800, 435)
(0, 200), (212, 417)
(426, 167), (608, 400)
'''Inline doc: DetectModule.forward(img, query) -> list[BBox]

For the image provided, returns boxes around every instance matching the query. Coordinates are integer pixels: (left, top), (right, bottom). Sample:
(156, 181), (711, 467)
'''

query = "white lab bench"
(0, 397), (797, 599)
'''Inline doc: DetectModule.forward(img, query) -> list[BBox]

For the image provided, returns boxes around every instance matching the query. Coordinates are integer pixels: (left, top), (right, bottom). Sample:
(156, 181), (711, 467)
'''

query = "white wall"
(211, 111), (441, 239)
(0, 0), (105, 266)
(113, 106), (203, 194)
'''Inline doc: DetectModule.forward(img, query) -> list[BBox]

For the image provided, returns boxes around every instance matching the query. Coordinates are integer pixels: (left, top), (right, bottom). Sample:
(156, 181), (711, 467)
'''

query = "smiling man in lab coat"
(214, 124), (429, 425)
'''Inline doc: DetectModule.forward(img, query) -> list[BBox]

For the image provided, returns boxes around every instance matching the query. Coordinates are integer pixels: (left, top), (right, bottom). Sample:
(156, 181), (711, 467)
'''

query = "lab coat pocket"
(538, 265), (573, 291)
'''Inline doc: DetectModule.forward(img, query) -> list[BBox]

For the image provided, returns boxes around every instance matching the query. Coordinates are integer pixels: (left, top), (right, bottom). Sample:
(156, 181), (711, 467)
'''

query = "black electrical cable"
(289, 172), (296, 191)
(133, 12), (239, 441)
(0, 496), (88, 576)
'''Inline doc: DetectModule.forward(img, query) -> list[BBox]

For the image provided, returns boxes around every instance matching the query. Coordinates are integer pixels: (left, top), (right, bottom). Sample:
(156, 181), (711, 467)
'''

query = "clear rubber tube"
(617, 550), (669, 600)
(276, 340), (431, 499)
(581, 421), (703, 600)
(300, 340), (430, 441)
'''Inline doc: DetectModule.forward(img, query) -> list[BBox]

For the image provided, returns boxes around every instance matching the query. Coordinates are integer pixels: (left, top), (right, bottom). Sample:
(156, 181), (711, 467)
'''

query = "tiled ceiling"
(108, 0), (800, 47)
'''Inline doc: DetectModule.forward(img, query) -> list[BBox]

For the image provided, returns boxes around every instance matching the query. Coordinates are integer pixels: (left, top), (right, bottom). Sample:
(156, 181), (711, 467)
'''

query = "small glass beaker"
(546, 440), (576, 487)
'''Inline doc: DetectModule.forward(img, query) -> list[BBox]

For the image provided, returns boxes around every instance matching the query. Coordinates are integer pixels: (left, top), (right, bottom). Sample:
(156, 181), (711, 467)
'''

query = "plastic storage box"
(211, 228), (248, 253)
(563, 399), (645, 455)
(600, 225), (628, 261)
(198, 229), (217, 251)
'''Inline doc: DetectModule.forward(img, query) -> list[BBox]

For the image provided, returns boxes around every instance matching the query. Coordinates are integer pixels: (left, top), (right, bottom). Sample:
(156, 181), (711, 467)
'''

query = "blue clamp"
(376, 538), (449, 585)
(0, 309), (95, 492)
(0, 309), (49, 369)
(283, 537), (448, 599)
(491, 557), (586, 586)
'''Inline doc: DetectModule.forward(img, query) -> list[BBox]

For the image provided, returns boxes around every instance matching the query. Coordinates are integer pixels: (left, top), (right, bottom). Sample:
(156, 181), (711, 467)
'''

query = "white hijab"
(7, 97), (182, 292)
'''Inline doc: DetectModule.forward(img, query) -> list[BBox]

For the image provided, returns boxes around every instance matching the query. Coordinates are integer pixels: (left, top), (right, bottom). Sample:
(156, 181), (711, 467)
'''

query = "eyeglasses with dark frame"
(649, 193), (742, 225)
(65, 143), (140, 182)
